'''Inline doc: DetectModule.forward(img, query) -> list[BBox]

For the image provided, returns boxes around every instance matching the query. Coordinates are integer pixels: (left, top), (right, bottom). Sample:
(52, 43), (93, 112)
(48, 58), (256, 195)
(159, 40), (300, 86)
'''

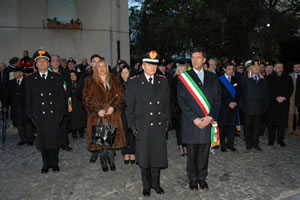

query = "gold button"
(50, 102), (53, 104)
(149, 102), (152, 105)
(42, 102), (44, 105)
(150, 123), (153, 126)
(50, 110), (53, 114)
(158, 122), (161, 125)
(42, 111), (45, 114)
(158, 112), (161, 115)
(41, 93), (43, 96)
(157, 101), (160, 104)
(49, 93), (51, 95)
(150, 112), (153, 115)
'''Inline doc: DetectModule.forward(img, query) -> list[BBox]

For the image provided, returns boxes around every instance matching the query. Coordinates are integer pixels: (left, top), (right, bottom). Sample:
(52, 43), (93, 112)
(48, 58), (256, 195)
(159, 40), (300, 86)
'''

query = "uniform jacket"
(218, 74), (240, 126)
(125, 73), (171, 168)
(177, 69), (221, 144)
(266, 72), (293, 127)
(25, 71), (67, 149)
(239, 74), (268, 116)
(83, 74), (126, 151)
(3, 77), (28, 125)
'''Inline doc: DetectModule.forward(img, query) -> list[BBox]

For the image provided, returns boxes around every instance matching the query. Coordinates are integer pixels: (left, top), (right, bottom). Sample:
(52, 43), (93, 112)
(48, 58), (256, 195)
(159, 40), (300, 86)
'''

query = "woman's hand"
(98, 109), (106, 117)
(106, 107), (114, 115)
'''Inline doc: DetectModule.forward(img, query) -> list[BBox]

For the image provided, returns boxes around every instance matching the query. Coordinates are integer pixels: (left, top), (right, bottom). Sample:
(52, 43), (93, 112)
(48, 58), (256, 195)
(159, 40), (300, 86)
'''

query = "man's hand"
(98, 109), (106, 117)
(105, 107), (114, 115)
(165, 122), (169, 133)
(194, 116), (211, 129)
(130, 127), (139, 141)
(229, 102), (237, 109)
(276, 96), (285, 103)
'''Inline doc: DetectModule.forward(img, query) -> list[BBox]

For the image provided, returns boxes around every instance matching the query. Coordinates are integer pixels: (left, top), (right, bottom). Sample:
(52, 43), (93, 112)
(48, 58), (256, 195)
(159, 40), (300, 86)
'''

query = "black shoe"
(253, 145), (263, 151)
(102, 167), (108, 172)
(198, 180), (209, 191)
(227, 147), (237, 151)
(124, 160), (129, 164)
(153, 186), (165, 194)
(221, 148), (227, 152)
(27, 142), (34, 146)
(41, 167), (49, 174)
(89, 153), (98, 163)
(52, 166), (60, 172)
(278, 141), (286, 147)
(143, 189), (151, 196)
(268, 141), (274, 146)
(110, 166), (116, 171)
(17, 141), (26, 146)
(62, 146), (73, 151)
(130, 160), (136, 164)
(189, 180), (198, 190)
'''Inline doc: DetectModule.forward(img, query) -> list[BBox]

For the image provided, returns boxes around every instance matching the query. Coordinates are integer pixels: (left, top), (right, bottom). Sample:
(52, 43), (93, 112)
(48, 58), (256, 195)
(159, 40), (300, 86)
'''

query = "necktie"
(17, 80), (20, 86)
(42, 74), (46, 80)
(148, 77), (152, 84)
(228, 76), (231, 82)
(198, 72), (203, 85)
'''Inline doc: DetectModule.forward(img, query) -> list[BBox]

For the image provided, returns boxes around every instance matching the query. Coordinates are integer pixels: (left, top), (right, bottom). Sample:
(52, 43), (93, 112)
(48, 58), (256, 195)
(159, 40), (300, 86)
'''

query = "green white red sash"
(178, 71), (220, 147)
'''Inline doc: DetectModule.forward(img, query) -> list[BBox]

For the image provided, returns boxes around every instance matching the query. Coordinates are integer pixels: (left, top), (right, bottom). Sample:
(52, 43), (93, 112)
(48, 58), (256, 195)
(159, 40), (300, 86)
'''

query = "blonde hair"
(93, 60), (111, 86)
(175, 64), (187, 76)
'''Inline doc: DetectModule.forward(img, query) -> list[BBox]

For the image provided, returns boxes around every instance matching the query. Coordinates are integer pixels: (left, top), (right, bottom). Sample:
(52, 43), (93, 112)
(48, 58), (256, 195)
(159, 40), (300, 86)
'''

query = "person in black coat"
(26, 49), (67, 174)
(296, 74), (300, 116)
(239, 61), (268, 151)
(177, 47), (221, 191)
(266, 63), (293, 146)
(50, 55), (73, 151)
(125, 51), (171, 197)
(218, 62), (240, 152)
(3, 67), (34, 145)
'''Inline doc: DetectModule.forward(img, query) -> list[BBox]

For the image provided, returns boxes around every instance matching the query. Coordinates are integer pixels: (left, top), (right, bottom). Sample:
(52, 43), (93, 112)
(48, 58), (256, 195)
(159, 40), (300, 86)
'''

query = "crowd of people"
(0, 48), (299, 197)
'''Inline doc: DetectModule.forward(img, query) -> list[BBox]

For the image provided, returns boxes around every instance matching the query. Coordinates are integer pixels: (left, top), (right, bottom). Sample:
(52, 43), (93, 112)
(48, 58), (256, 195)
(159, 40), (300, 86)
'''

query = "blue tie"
(198, 71), (203, 85)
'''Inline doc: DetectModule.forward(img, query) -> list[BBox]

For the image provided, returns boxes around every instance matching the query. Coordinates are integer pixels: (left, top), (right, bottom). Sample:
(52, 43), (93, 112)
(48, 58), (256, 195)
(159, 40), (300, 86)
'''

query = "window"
(47, 0), (77, 23)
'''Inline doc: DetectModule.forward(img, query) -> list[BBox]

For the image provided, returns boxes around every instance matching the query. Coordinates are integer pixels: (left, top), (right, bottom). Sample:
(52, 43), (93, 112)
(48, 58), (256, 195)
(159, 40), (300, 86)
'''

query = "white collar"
(193, 67), (204, 74)
(39, 71), (48, 79)
(144, 73), (154, 83)
(224, 73), (231, 80)
(17, 77), (23, 82)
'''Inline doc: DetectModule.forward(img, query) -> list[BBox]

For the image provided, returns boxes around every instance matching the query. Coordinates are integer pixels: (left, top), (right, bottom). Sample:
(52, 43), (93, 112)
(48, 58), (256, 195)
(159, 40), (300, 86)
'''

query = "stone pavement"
(0, 126), (300, 200)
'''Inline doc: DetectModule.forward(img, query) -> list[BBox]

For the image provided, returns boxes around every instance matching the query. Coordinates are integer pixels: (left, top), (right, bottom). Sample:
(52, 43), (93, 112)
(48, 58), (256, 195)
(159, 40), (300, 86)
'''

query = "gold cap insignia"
(149, 51), (157, 59)
(38, 50), (46, 56)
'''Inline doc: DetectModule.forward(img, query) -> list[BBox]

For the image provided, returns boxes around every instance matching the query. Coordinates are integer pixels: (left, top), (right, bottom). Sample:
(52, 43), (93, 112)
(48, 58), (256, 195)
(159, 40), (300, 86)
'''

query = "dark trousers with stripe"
(219, 125), (235, 149)
(140, 167), (161, 190)
(41, 148), (59, 168)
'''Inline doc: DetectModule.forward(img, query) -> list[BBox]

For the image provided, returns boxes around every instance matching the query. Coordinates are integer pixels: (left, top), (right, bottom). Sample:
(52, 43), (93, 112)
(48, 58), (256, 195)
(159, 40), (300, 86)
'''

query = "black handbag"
(92, 117), (117, 147)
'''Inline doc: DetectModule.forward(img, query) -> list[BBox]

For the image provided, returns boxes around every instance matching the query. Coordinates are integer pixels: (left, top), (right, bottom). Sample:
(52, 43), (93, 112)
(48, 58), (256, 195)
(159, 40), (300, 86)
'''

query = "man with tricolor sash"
(177, 47), (221, 191)
(218, 62), (240, 152)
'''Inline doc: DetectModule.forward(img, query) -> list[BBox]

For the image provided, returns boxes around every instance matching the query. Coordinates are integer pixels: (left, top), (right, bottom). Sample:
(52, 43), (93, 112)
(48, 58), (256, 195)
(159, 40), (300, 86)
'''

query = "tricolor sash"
(179, 72), (220, 147)
(219, 75), (240, 130)
(49, 66), (72, 112)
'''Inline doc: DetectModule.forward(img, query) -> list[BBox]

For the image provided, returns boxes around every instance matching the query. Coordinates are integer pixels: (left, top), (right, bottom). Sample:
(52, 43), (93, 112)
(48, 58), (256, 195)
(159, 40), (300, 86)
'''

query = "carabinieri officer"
(125, 50), (171, 197)
(25, 49), (66, 173)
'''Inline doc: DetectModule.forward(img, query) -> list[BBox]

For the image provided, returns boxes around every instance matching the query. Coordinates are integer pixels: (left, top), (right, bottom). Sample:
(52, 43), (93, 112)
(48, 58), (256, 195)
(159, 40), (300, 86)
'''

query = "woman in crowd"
(68, 70), (87, 139)
(172, 64), (187, 156)
(119, 63), (136, 164)
(83, 60), (126, 172)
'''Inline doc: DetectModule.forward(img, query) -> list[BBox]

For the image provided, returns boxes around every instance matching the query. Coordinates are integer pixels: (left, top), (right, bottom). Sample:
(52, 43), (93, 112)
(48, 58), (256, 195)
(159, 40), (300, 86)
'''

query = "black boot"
(107, 150), (116, 171)
(79, 128), (84, 138)
(89, 151), (99, 163)
(99, 149), (108, 172)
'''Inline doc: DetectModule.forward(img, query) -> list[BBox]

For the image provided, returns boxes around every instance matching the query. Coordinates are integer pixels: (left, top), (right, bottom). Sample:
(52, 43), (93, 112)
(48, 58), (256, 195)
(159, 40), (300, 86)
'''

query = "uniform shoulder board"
(130, 75), (140, 80)
(155, 74), (166, 79)
(26, 72), (36, 77)
(52, 71), (61, 75)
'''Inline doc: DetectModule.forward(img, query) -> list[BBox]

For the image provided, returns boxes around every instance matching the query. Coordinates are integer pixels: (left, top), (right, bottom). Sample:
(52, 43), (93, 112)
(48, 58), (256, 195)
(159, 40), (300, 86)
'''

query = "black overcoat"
(218, 75), (240, 126)
(177, 70), (221, 144)
(3, 78), (28, 125)
(266, 72), (293, 127)
(125, 74), (171, 168)
(25, 71), (66, 150)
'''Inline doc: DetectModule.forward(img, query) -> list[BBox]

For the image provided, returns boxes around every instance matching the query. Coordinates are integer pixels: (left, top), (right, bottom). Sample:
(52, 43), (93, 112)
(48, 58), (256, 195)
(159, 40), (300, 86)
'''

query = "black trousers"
(121, 129), (136, 155)
(244, 114), (261, 148)
(268, 125), (285, 143)
(140, 167), (161, 190)
(99, 149), (115, 168)
(17, 121), (34, 143)
(41, 148), (59, 168)
(60, 116), (70, 147)
(186, 143), (210, 181)
(219, 125), (235, 149)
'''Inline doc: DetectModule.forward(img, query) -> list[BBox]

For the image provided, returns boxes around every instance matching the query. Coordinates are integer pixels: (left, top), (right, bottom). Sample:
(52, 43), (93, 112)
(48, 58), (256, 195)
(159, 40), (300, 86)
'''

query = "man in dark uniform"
(50, 55), (73, 151)
(218, 62), (240, 152)
(125, 50), (171, 197)
(25, 49), (66, 173)
(3, 67), (34, 145)
(266, 62), (293, 146)
(177, 47), (221, 191)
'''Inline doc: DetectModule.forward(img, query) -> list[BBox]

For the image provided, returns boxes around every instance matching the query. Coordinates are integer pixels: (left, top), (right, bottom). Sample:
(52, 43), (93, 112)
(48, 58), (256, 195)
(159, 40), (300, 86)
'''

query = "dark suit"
(218, 74), (240, 149)
(3, 77), (34, 143)
(296, 75), (300, 115)
(177, 69), (221, 181)
(25, 71), (66, 168)
(239, 74), (268, 148)
(125, 73), (171, 191)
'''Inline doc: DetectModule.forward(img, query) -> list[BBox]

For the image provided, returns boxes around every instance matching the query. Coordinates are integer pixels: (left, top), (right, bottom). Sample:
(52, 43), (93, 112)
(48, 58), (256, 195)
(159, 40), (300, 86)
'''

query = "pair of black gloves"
(130, 122), (169, 140)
